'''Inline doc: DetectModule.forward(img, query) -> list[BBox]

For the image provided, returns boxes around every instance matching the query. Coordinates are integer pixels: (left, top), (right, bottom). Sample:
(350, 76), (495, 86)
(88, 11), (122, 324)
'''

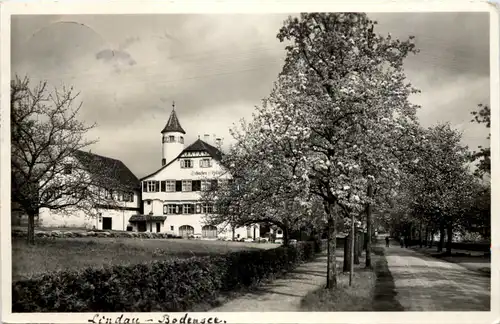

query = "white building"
(37, 151), (142, 230)
(137, 106), (260, 240)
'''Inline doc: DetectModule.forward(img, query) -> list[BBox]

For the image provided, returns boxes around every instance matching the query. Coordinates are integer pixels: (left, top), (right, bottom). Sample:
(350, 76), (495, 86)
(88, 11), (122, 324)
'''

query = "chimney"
(204, 134), (210, 142)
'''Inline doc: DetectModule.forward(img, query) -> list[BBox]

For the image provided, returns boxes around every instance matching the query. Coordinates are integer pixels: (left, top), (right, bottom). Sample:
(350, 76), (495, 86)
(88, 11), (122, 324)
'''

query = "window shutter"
(192, 180), (201, 192)
(160, 181), (166, 192)
(155, 181), (160, 192)
(176, 181), (182, 192)
(142, 181), (147, 192)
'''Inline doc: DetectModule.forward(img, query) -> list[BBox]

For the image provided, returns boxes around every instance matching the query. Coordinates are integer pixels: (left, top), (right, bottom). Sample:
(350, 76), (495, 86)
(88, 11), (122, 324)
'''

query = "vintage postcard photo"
(1, 1), (498, 324)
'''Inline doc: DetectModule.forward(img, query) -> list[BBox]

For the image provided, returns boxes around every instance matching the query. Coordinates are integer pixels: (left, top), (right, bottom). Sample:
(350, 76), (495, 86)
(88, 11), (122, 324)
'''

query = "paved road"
(382, 242), (490, 311)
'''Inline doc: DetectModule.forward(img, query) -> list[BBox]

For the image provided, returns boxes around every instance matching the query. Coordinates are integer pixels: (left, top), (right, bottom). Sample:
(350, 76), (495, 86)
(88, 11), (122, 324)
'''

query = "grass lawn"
(12, 237), (276, 281)
(300, 254), (376, 311)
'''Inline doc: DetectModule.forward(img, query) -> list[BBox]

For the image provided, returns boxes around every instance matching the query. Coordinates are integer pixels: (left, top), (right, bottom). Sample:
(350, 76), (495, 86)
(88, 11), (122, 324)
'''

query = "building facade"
(138, 107), (260, 240)
(37, 151), (142, 230)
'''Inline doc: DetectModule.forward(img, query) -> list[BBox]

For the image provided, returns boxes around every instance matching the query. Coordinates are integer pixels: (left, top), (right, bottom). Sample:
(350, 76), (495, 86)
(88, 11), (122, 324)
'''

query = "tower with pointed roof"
(161, 102), (186, 166)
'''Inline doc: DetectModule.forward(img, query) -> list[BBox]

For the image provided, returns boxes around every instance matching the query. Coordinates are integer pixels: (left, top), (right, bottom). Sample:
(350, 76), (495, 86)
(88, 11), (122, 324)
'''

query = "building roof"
(140, 139), (224, 181)
(161, 109), (186, 134)
(73, 150), (140, 191)
(183, 139), (223, 161)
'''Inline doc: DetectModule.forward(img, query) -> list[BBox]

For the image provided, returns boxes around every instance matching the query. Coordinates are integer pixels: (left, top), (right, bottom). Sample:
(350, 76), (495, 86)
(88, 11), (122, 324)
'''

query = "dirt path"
(210, 253), (329, 311)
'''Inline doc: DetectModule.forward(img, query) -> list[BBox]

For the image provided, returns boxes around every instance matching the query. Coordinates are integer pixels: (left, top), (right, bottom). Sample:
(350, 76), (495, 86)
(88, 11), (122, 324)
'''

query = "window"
(148, 181), (158, 192)
(160, 181), (166, 192)
(202, 203), (214, 214)
(162, 158), (166, 166)
(192, 180), (201, 192)
(195, 203), (201, 214)
(169, 135), (175, 142)
(182, 180), (192, 192)
(128, 192), (134, 202)
(105, 189), (112, 199)
(166, 180), (175, 192)
(211, 180), (218, 190)
(170, 226), (174, 231)
(183, 204), (193, 214)
(200, 158), (212, 168)
(167, 204), (176, 214)
(147, 200), (152, 205)
(143, 181), (159, 192)
(201, 180), (210, 192)
(180, 137), (184, 144)
(163, 205), (168, 214)
(63, 164), (72, 174)
(180, 159), (193, 168)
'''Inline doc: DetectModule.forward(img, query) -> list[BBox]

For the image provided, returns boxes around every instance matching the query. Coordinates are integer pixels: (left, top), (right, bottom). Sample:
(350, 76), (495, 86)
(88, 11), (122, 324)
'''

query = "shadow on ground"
(372, 247), (405, 311)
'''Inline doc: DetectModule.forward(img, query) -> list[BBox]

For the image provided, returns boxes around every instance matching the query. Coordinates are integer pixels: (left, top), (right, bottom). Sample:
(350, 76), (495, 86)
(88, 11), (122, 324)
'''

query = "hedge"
(11, 229), (183, 240)
(12, 241), (324, 312)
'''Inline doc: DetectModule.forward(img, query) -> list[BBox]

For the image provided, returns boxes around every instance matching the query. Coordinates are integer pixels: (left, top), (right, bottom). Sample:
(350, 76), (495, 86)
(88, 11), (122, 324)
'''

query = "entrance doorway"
(137, 222), (147, 232)
(179, 225), (194, 238)
(103, 217), (112, 230)
(202, 225), (217, 238)
(156, 222), (161, 233)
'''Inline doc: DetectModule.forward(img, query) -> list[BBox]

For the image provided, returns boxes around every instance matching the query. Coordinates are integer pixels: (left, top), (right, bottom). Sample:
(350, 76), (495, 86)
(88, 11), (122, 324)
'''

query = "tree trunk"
(446, 220), (453, 256)
(424, 225), (429, 247)
(354, 237), (360, 264)
(343, 234), (351, 272)
(419, 221), (423, 248)
(283, 225), (290, 247)
(438, 220), (445, 252)
(325, 206), (337, 289)
(232, 226), (236, 241)
(27, 211), (36, 245)
(349, 213), (355, 286)
(365, 183), (373, 268)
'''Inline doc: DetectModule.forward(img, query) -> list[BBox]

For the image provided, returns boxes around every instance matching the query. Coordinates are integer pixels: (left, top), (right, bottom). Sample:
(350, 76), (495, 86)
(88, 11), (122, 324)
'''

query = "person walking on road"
(385, 236), (390, 247)
(400, 236), (405, 248)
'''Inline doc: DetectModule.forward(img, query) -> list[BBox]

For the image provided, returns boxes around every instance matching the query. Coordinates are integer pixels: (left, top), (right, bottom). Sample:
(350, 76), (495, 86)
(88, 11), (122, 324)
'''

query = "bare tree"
(11, 76), (126, 244)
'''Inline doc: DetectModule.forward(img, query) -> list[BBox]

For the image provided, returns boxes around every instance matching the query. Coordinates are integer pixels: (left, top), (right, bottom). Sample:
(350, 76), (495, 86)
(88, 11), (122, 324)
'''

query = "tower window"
(169, 135), (175, 142)
(162, 158), (166, 166)
(180, 136), (184, 144)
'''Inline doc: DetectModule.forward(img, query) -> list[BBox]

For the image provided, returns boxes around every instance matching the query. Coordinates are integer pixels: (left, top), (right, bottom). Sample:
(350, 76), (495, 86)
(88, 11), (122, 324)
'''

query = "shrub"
(12, 241), (321, 312)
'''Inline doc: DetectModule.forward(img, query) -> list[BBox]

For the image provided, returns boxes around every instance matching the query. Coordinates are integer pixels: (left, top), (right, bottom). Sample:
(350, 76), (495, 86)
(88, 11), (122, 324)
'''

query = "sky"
(11, 12), (491, 178)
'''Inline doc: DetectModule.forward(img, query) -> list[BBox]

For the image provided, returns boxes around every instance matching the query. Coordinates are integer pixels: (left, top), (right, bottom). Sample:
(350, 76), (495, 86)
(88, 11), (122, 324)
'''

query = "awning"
(129, 215), (167, 222)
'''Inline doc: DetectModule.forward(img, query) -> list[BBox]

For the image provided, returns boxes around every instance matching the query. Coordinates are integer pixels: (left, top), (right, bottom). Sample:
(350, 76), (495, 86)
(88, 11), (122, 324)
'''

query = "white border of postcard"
(1, 1), (499, 323)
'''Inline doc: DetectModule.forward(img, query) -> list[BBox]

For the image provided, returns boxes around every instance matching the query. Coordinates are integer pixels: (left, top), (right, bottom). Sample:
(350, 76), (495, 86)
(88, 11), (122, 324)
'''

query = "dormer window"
(200, 158), (212, 168)
(180, 159), (193, 168)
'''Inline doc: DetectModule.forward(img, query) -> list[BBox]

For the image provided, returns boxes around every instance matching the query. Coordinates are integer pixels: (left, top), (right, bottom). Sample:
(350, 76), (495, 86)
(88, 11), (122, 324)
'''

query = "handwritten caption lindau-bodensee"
(89, 314), (227, 324)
